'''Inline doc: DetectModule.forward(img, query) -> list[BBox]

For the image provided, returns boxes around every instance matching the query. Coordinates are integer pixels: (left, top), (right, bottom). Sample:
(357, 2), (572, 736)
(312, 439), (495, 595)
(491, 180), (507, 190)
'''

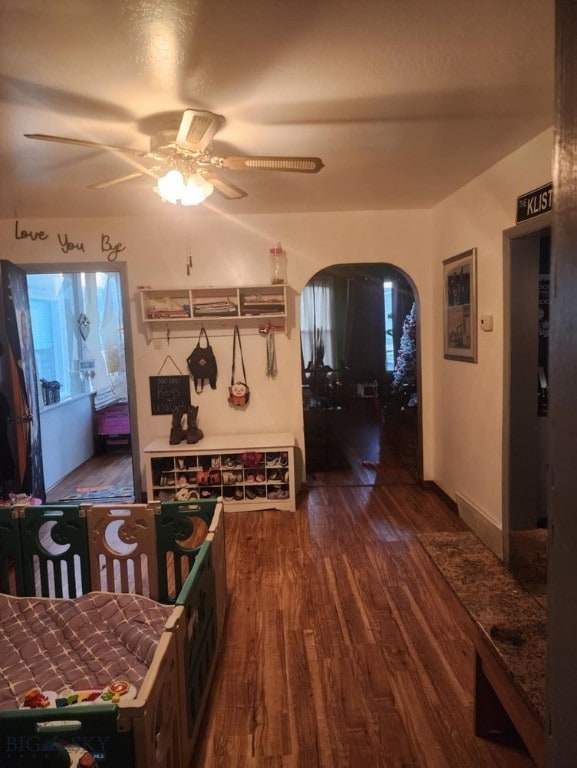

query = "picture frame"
(443, 248), (477, 362)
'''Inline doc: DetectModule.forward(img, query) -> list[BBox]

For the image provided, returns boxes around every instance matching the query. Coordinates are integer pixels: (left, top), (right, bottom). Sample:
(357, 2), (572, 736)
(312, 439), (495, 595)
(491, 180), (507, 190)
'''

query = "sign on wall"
(149, 375), (191, 415)
(516, 182), (553, 223)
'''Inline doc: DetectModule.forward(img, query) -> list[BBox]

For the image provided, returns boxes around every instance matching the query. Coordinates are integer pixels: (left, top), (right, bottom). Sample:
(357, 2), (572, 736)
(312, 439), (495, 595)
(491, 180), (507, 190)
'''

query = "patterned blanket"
(0, 591), (174, 711)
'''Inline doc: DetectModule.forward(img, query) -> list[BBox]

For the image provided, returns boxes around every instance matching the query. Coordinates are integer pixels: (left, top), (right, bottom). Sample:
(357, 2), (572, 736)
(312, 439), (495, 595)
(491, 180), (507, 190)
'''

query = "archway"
(300, 262), (421, 486)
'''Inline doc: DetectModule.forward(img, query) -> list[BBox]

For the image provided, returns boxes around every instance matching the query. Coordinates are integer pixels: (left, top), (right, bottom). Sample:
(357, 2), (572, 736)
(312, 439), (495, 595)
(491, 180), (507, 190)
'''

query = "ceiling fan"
(24, 108), (324, 206)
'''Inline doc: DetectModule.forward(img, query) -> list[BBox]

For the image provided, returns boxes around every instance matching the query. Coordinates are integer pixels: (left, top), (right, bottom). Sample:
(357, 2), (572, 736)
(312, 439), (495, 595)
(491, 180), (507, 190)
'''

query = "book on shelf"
(192, 299), (238, 317)
(147, 309), (191, 318)
(241, 293), (284, 305)
(241, 307), (284, 316)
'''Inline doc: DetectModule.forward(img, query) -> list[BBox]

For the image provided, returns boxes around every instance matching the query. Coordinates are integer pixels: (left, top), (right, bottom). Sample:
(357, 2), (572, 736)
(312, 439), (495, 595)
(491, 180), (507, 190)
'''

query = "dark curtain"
(343, 278), (385, 383)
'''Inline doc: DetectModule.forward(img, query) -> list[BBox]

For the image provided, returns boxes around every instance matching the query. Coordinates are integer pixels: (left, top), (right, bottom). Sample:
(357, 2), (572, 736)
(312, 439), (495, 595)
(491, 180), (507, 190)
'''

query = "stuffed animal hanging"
(228, 325), (250, 408)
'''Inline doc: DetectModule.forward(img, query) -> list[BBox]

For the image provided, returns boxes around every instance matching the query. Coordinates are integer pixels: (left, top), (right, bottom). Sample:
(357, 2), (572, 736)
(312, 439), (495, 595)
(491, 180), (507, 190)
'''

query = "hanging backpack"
(187, 327), (217, 394)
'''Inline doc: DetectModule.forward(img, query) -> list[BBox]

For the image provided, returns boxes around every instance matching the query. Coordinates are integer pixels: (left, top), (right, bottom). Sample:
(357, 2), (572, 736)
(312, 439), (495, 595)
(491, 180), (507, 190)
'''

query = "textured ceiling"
(0, 0), (554, 219)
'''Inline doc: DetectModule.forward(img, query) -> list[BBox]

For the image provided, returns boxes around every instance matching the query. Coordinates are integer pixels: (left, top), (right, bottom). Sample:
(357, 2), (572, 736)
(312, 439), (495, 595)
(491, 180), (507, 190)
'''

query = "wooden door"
(0, 260), (44, 500)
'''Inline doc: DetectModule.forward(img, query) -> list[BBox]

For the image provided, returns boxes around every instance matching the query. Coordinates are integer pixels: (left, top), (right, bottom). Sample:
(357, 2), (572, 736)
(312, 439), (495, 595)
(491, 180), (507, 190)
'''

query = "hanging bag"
(228, 325), (250, 408)
(187, 326), (217, 394)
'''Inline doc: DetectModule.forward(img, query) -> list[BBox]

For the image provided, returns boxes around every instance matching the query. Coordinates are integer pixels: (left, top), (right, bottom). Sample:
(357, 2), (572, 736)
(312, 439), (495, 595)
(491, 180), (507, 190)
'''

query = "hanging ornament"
(77, 313), (95, 378)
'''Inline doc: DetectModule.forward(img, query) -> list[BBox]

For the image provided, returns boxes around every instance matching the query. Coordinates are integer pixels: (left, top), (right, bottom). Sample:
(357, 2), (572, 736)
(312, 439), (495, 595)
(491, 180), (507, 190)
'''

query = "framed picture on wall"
(443, 248), (477, 362)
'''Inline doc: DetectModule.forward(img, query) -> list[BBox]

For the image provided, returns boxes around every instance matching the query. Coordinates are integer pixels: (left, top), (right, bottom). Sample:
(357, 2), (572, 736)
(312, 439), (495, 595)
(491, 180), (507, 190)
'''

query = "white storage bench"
(143, 432), (296, 512)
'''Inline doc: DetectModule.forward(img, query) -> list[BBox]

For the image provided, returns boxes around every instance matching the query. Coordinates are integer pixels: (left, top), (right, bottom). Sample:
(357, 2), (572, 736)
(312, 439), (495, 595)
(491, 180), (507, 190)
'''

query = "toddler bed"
(0, 498), (226, 768)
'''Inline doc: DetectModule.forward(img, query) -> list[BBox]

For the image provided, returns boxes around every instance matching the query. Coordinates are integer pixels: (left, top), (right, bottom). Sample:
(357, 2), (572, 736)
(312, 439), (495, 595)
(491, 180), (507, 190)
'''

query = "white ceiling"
(0, 0), (554, 220)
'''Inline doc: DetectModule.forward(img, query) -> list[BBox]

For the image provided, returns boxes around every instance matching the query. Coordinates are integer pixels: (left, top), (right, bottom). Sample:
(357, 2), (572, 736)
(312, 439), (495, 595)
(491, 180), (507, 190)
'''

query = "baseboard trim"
(455, 492), (503, 558)
(424, 483), (503, 558)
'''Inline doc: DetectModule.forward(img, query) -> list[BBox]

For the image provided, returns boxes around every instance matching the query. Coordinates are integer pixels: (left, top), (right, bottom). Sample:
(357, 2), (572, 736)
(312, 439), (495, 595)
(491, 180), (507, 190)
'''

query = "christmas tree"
(391, 302), (417, 402)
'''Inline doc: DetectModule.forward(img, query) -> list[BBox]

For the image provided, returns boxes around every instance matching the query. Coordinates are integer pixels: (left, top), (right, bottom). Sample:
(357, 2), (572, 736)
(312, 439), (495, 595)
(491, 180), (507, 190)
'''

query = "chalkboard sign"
(149, 375), (191, 415)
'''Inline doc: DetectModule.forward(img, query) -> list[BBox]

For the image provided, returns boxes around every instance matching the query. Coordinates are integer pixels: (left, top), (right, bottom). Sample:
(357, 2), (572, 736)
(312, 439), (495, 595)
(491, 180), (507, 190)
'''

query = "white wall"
(431, 128), (553, 534)
(1, 208), (433, 493)
(40, 393), (94, 489)
(0, 128), (552, 525)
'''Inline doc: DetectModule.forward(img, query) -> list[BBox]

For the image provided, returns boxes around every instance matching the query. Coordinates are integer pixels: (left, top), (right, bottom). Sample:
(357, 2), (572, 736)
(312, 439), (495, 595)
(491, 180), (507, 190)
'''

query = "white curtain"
(83, 272), (127, 408)
(300, 277), (337, 369)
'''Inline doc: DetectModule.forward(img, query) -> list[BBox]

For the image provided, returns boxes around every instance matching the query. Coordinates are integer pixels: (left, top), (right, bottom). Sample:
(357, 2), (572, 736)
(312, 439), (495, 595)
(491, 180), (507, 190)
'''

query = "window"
(383, 280), (394, 371)
(27, 271), (127, 408)
(28, 273), (79, 400)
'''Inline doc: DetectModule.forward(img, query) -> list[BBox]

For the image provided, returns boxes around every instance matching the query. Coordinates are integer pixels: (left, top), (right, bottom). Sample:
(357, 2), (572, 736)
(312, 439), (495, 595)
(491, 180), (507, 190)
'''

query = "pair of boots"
(170, 406), (204, 445)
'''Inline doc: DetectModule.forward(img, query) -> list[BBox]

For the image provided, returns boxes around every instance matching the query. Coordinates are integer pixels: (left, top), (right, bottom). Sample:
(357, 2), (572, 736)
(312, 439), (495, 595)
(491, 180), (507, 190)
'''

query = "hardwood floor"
(194, 483), (535, 768)
(305, 398), (419, 487)
(41, 405), (537, 766)
(44, 449), (134, 503)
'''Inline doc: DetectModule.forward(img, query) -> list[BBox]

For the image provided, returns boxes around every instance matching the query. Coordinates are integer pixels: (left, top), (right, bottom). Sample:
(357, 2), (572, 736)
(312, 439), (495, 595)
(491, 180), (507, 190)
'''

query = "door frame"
(22, 260), (141, 501)
(502, 212), (552, 562)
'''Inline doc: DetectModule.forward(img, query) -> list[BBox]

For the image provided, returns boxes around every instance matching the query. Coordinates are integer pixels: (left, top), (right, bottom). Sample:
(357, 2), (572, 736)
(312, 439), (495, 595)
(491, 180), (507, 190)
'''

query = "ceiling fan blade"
(24, 133), (153, 159)
(89, 164), (163, 190)
(176, 109), (224, 152)
(217, 155), (324, 173)
(89, 171), (146, 190)
(200, 170), (247, 200)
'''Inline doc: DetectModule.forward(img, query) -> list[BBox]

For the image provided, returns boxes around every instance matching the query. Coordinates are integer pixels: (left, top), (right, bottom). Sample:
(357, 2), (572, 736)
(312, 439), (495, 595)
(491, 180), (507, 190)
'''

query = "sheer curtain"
(84, 272), (127, 408)
(300, 277), (337, 370)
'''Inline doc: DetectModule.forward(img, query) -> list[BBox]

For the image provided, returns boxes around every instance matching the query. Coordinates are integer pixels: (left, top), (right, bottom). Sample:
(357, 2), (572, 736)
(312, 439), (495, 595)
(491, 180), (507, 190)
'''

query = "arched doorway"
(300, 263), (421, 486)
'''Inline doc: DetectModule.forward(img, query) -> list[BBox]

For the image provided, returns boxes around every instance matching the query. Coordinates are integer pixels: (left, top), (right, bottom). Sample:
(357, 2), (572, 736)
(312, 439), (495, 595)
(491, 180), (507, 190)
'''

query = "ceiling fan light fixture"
(154, 169), (213, 206)
(181, 174), (214, 206)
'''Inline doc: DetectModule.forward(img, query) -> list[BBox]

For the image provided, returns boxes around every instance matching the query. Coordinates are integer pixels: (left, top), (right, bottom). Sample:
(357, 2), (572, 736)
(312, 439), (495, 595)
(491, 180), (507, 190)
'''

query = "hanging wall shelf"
(139, 285), (289, 342)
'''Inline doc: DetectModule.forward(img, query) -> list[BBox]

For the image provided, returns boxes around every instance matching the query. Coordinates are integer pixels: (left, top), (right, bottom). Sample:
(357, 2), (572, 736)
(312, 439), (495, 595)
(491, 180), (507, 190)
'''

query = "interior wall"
(431, 127), (553, 535)
(0, 128), (552, 508)
(40, 393), (94, 488)
(0, 209), (434, 493)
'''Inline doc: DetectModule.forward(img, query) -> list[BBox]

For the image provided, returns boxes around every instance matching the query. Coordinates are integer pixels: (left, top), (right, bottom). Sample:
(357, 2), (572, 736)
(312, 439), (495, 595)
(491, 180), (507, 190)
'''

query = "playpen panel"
(0, 507), (24, 595)
(207, 500), (227, 639)
(87, 504), (159, 600)
(154, 498), (220, 603)
(19, 504), (91, 598)
(122, 631), (182, 768)
(173, 539), (219, 766)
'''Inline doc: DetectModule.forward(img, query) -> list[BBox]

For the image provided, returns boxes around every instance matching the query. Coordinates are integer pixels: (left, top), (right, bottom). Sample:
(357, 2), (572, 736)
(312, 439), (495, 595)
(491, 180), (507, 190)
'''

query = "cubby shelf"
(139, 285), (287, 340)
(143, 433), (296, 512)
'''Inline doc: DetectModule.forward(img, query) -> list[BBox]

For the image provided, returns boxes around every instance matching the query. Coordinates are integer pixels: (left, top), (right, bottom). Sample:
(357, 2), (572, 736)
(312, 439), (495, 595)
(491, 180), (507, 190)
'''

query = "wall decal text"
(14, 221), (48, 241)
(101, 234), (126, 261)
(13, 221), (127, 261)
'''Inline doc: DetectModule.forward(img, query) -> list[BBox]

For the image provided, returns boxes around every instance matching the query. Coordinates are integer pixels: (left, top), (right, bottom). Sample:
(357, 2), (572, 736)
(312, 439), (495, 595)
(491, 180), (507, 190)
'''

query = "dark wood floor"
(194, 483), (534, 767)
(305, 397), (419, 487)
(192, 402), (535, 767)
(39, 402), (538, 766)
(44, 449), (134, 503)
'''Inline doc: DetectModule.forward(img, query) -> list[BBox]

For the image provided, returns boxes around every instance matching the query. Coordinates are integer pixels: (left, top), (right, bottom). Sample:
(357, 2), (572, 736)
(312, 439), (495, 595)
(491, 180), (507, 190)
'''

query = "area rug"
(60, 484), (134, 501)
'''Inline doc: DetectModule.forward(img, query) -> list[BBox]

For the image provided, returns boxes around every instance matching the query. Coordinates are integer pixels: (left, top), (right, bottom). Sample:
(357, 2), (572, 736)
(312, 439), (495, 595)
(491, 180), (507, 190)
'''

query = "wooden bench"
(418, 531), (546, 767)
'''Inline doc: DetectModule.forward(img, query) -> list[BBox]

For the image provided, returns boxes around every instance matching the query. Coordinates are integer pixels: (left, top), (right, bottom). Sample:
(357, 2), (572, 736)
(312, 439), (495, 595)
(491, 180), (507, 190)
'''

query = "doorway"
(23, 261), (139, 503)
(300, 263), (420, 485)
(503, 218), (550, 602)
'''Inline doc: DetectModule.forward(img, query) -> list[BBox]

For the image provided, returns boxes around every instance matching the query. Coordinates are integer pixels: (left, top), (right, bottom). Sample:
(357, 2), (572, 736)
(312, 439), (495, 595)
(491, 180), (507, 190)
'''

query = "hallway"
(194, 481), (534, 767)
(305, 396), (419, 487)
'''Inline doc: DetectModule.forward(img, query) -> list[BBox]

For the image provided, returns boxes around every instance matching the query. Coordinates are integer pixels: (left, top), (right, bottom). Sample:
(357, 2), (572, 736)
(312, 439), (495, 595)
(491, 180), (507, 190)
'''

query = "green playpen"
(0, 498), (226, 767)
